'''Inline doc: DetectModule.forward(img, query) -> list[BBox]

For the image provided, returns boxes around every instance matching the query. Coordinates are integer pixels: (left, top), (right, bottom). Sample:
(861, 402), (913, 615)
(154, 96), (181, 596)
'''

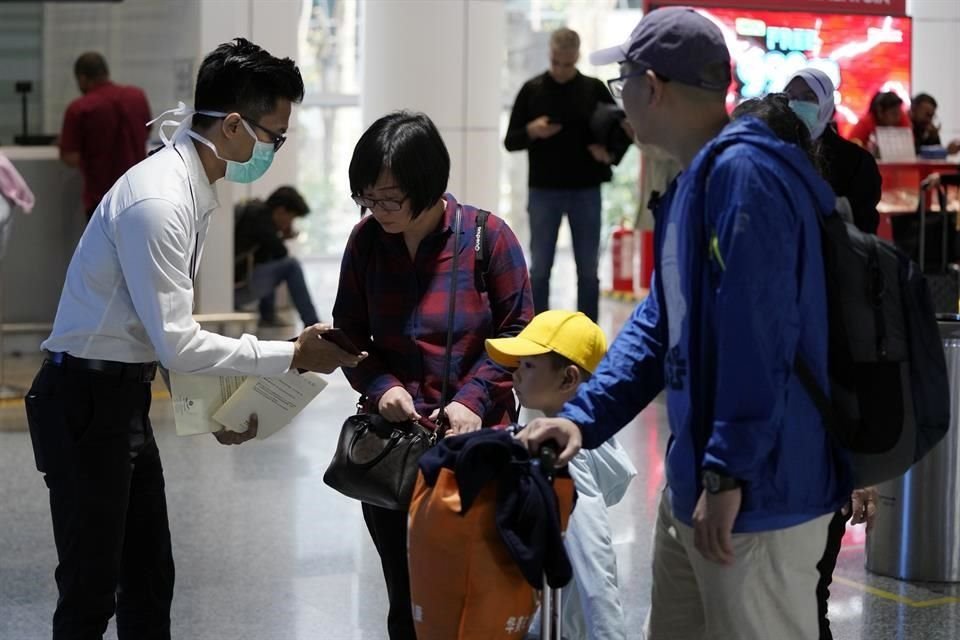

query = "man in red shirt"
(59, 52), (152, 218)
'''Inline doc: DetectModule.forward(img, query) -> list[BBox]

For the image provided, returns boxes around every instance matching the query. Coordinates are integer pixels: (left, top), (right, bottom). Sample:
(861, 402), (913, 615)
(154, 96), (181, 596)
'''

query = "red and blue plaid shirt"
(333, 194), (533, 425)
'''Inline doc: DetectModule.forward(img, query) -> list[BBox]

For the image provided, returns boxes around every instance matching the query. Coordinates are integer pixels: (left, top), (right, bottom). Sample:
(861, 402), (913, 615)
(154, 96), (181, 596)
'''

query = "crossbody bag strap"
(437, 205), (463, 425)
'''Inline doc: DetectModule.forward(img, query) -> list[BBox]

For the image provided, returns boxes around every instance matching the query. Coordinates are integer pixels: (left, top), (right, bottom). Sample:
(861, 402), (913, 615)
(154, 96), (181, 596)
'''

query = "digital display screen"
(692, 7), (912, 137)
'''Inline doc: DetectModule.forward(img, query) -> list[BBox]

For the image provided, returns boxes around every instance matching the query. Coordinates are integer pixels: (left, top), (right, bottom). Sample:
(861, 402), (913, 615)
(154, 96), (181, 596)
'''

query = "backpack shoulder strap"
(474, 209), (492, 293)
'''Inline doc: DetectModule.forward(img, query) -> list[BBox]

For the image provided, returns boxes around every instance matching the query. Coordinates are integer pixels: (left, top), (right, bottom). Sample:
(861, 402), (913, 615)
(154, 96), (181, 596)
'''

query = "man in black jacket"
(234, 185), (319, 327)
(505, 27), (618, 322)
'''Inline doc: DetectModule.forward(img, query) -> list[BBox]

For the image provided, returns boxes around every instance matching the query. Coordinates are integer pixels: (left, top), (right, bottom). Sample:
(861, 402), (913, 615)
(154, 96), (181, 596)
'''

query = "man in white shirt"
(24, 38), (364, 640)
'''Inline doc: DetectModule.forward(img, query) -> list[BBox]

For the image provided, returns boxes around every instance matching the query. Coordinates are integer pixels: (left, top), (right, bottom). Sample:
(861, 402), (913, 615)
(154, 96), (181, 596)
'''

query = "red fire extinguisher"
(611, 222), (635, 294)
(638, 229), (655, 291)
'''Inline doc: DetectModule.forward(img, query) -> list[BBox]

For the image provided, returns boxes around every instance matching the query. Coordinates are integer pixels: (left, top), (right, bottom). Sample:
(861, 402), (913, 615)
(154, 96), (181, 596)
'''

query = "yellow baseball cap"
(486, 310), (608, 374)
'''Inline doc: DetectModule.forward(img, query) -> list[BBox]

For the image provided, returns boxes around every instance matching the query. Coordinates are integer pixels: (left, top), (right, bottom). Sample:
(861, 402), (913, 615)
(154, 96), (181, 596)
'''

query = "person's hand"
(430, 401), (481, 435)
(378, 386), (419, 423)
(213, 413), (258, 445)
(844, 486), (878, 533)
(692, 488), (742, 566)
(515, 417), (582, 465)
(922, 172), (942, 189)
(587, 144), (613, 165)
(291, 324), (367, 373)
(947, 139), (960, 155)
(527, 116), (563, 140)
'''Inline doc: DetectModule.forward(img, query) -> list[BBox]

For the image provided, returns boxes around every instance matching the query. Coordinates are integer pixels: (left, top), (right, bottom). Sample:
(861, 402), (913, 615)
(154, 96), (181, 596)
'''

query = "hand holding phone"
(320, 327), (362, 356)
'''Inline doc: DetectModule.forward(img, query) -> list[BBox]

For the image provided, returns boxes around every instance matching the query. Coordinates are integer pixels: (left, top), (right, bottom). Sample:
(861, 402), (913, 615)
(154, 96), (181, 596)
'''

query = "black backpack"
(794, 213), (951, 488)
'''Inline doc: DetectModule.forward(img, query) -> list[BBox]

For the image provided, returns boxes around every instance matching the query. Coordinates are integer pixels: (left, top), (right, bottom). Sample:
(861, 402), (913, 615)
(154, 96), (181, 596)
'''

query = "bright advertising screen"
(692, 7), (912, 137)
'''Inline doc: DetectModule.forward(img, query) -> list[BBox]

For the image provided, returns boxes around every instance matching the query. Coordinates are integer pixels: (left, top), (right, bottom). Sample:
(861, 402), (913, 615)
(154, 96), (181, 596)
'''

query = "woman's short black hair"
(349, 111), (450, 217)
(732, 93), (818, 169)
(193, 38), (304, 130)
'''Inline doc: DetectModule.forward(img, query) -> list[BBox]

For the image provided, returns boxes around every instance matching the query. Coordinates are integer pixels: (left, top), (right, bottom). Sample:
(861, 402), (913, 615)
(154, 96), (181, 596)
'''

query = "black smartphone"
(321, 328), (362, 355)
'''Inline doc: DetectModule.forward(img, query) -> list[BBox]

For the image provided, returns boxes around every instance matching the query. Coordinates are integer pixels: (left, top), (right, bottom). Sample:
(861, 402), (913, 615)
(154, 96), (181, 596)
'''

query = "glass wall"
(295, 0), (362, 258)
(295, 0), (644, 259)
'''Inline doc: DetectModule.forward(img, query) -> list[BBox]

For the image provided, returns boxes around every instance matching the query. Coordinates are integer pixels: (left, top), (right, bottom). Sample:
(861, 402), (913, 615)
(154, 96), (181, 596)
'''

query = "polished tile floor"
(1, 252), (959, 639)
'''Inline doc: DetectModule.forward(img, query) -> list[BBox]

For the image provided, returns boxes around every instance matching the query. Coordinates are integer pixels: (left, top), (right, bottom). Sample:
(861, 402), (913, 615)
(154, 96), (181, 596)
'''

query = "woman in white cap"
(785, 68), (882, 235)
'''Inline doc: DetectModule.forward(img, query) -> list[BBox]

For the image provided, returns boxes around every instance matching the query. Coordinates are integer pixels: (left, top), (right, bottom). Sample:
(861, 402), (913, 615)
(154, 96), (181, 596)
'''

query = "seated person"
(910, 92), (960, 155)
(848, 91), (911, 156)
(486, 310), (636, 640)
(234, 185), (319, 327)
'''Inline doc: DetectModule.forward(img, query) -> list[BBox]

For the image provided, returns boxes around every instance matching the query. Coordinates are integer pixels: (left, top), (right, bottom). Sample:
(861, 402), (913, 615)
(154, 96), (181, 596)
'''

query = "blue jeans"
(234, 257), (320, 326)
(528, 187), (602, 321)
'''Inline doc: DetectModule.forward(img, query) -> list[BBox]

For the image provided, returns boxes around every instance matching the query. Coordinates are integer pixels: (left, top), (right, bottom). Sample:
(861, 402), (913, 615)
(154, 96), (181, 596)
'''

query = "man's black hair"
(348, 111), (450, 217)
(193, 38), (304, 130)
(870, 91), (904, 116)
(266, 186), (310, 217)
(732, 93), (818, 170)
(74, 52), (109, 79)
(912, 93), (938, 110)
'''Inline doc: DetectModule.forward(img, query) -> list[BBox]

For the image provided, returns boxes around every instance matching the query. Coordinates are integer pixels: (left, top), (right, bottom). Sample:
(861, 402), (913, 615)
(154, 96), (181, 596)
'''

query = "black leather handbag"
(323, 206), (463, 511)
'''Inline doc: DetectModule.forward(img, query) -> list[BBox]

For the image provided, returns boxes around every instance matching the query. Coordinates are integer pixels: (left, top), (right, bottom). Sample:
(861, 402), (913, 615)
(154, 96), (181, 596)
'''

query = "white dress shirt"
(42, 132), (295, 376)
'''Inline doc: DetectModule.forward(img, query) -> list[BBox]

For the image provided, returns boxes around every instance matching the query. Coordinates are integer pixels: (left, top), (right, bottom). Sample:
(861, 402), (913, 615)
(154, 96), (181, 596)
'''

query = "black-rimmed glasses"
(242, 116), (287, 152)
(607, 72), (648, 100)
(351, 194), (409, 212)
(607, 69), (669, 100)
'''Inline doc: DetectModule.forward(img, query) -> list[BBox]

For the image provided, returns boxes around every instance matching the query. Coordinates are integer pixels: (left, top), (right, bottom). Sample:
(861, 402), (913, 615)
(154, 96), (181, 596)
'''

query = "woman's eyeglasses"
(351, 195), (408, 212)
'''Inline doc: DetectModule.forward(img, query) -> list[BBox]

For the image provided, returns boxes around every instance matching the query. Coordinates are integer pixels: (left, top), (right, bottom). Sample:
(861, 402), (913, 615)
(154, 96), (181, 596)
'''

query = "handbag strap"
(437, 205), (463, 426)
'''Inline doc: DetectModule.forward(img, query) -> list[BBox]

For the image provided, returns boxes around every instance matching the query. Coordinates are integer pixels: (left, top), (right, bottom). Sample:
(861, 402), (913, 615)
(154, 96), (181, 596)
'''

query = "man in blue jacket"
(520, 8), (852, 639)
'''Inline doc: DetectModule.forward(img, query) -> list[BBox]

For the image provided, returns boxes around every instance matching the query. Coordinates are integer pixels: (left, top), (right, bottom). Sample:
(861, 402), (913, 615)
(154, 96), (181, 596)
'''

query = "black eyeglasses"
(351, 194), (408, 212)
(242, 116), (287, 152)
(607, 69), (669, 100)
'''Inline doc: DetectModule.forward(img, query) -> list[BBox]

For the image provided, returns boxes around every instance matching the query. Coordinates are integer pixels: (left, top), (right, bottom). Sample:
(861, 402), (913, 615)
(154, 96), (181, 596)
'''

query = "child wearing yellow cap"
(486, 310), (636, 640)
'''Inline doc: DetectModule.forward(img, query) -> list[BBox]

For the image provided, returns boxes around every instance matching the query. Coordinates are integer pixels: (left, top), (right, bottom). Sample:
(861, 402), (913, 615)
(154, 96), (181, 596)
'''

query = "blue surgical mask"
(146, 104), (277, 183)
(789, 100), (821, 139)
(191, 117), (275, 184)
(225, 119), (275, 183)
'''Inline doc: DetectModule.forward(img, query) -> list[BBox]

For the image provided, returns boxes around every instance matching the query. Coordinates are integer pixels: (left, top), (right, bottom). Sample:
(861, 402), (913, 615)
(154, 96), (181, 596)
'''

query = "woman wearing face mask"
(332, 111), (534, 640)
(785, 68), (882, 235)
(734, 92), (880, 640)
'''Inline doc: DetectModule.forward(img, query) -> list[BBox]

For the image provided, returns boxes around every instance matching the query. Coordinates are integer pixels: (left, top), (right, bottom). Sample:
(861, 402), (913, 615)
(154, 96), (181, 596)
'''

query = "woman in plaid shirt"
(332, 111), (534, 640)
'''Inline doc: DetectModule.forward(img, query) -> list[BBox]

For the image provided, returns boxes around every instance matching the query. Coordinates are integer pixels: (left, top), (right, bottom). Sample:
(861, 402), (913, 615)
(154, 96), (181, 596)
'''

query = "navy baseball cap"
(590, 6), (731, 92)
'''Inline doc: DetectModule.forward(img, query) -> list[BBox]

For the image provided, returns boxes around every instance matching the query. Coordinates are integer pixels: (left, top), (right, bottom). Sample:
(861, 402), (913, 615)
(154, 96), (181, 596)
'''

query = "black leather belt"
(46, 352), (158, 383)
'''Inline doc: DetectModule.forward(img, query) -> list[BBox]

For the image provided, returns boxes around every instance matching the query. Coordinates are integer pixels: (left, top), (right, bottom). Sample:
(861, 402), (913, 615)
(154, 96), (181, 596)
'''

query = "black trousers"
(25, 362), (174, 640)
(815, 509), (850, 640)
(362, 503), (416, 640)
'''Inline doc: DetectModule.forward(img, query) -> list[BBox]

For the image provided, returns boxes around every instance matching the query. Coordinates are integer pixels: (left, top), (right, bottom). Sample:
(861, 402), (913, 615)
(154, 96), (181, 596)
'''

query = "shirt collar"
(440, 193), (465, 234)
(172, 130), (219, 219)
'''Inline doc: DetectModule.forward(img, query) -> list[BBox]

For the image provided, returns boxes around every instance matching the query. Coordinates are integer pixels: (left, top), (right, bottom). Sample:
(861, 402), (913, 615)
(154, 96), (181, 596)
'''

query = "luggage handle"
(919, 179), (951, 272)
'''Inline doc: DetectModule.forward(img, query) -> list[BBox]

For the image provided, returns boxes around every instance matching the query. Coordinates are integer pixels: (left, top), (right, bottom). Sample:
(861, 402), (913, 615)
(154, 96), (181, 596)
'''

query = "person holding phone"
(333, 111), (534, 640)
(504, 27), (621, 322)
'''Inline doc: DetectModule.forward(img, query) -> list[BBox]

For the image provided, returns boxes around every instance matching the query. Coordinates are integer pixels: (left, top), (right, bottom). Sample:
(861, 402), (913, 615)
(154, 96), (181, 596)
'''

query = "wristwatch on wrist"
(701, 469), (742, 494)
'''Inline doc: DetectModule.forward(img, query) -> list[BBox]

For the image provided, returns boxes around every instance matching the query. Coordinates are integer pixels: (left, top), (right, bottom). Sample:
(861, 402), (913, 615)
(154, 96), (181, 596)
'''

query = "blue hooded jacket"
(561, 117), (852, 532)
